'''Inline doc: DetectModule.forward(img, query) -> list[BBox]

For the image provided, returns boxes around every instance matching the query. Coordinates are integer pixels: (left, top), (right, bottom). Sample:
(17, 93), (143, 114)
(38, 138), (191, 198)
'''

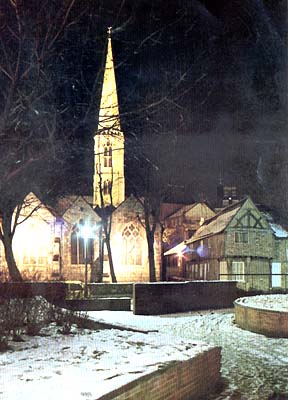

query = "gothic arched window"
(103, 180), (112, 196)
(122, 224), (142, 266)
(104, 142), (112, 167)
(71, 220), (94, 265)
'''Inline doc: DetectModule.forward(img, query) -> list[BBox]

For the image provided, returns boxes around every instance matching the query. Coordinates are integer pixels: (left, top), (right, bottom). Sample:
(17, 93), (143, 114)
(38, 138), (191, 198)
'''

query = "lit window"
(71, 222), (94, 265)
(122, 224), (142, 265)
(104, 143), (112, 167)
(235, 232), (248, 243)
(231, 261), (245, 281)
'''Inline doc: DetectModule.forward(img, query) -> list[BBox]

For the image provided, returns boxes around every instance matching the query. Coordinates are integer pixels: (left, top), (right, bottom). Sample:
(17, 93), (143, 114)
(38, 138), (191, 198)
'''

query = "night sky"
(63, 0), (286, 207)
(2, 1), (287, 209)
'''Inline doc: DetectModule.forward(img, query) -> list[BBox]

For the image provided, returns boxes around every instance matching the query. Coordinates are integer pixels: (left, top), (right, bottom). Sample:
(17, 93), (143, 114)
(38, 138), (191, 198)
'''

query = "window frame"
(231, 261), (245, 281)
(122, 224), (142, 266)
(71, 225), (94, 265)
(234, 231), (248, 244)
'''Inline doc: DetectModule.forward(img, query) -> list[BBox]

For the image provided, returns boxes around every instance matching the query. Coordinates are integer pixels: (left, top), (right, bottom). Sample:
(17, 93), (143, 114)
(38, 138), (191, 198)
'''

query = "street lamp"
(78, 220), (97, 298)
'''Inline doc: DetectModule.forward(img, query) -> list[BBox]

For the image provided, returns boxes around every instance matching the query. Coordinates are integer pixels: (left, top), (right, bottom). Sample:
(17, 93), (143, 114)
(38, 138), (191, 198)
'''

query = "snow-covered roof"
(269, 222), (288, 238)
(164, 241), (189, 256)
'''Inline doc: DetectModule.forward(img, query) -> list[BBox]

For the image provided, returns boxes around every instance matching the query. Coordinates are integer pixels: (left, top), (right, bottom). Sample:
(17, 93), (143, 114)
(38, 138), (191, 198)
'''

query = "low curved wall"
(98, 347), (221, 400)
(234, 297), (288, 338)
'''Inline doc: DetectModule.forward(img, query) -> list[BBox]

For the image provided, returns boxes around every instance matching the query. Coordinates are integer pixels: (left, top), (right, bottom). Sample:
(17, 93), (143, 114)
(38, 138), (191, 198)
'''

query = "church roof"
(53, 195), (93, 216)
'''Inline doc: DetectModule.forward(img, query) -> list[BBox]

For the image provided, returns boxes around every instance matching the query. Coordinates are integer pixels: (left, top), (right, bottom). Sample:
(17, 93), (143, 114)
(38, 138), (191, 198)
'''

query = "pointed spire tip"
(107, 27), (112, 37)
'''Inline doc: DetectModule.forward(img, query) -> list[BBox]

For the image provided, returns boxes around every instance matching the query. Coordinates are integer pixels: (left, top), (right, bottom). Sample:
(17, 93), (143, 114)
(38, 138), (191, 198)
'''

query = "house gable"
(227, 198), (270, 231)
(184, 203), (215, 221)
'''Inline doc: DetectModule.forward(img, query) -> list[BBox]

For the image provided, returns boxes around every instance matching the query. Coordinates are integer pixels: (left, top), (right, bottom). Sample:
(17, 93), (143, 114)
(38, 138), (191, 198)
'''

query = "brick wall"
(97, 347), (221, 400)
(235, 299), (288, 338)
(0, 282), (67, 301)
(133, 280), (242, 315)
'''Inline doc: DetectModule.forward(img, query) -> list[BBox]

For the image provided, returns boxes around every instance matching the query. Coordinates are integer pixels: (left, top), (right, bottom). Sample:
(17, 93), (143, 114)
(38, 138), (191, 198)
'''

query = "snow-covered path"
(88, 309), (288, 399)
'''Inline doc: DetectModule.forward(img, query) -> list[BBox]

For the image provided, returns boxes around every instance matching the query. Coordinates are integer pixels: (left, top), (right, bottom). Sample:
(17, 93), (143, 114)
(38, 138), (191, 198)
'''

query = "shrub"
(24, 297), (54, 336)
(53, 308), (79, 335)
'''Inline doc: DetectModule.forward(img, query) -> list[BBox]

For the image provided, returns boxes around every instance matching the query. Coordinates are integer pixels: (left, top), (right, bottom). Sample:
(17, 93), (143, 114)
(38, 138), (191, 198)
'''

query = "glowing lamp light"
(78, 222), (97, 240)
(177, 250), (184, 258)
(78, 220), (99, 297)
(196, 245), (208, 258)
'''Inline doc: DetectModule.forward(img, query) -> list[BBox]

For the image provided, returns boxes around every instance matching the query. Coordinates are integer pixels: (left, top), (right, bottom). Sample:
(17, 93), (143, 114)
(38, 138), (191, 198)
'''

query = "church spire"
(93, 28), (125, 208)
(98, 27), (121, 134)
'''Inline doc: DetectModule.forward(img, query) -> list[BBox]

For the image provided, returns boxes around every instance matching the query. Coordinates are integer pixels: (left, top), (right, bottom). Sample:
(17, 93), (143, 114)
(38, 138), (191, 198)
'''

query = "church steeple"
(93, 28), (125, 208)
(98, 27), (121, 134)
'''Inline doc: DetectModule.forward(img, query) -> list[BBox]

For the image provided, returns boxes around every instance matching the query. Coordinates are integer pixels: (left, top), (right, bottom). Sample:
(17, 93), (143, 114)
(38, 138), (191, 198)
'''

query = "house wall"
(224, 228), (274, 291)
(273, 238), (288, 289)
(166, 255), (182, 280)
(164, 203), (215, 247)
(225, 229), (274, 258)
(185, 234), (225, 281)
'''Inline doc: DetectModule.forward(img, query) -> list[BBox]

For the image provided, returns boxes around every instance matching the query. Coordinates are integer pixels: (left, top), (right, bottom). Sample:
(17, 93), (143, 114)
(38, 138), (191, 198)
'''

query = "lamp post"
(78, 220), (97, 298)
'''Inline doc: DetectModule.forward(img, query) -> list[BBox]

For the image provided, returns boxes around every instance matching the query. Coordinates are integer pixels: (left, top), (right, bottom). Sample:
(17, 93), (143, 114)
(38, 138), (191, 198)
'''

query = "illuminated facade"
(0, 31), (162, 283)
(105, 195), (162, 282)
(93, 28), (125, 208)
(0, 193), (101, 281)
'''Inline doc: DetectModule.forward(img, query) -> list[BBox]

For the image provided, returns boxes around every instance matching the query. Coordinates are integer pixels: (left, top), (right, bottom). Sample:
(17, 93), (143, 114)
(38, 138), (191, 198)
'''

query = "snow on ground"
(88, 309), (288, 400)
(238, 294), (288, 311)
(1, 307), (288, 400)
(0, 320), (211, 400)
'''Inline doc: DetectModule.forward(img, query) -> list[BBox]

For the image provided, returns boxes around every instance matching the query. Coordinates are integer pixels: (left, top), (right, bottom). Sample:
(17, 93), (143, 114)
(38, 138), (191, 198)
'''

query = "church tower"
(93, 28), (125, 208)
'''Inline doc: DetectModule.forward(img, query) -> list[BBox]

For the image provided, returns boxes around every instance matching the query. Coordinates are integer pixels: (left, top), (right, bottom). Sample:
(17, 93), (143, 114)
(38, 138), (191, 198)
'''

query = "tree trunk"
(103, 220), (117, 283)
(98, 228), (104, 283)
(2, 235), (22, 281)
(147, 231), (156, 282)
(1, 211), (23, 282)
(105, 234), (117, 283)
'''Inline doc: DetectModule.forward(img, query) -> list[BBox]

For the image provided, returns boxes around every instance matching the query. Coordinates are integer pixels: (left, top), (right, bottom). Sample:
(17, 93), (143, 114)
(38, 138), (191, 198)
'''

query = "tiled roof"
(166, 204), (196, 219)
(185, 199), (247, 244)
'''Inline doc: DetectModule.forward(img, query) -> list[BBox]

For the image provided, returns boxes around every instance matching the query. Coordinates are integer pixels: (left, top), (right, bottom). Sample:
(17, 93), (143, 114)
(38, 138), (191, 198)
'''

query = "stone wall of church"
(109, 196), (162, 282)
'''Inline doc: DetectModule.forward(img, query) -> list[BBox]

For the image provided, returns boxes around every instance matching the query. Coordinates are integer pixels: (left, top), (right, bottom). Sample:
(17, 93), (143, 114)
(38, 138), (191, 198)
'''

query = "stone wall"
(88, 283), (133, 297)
(97, 347), (221, 400)
(133, 280), (241, 315)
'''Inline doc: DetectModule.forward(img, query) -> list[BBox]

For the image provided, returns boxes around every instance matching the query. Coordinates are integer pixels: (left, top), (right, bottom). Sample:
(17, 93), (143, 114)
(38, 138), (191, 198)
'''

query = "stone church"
(0, 30), (163, 283)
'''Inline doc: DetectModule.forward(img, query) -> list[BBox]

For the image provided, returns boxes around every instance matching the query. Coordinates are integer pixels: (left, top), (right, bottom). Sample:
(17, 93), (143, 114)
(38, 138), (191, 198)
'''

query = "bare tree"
(0, 1), (78, 280)
(94, 161), (117, 283)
